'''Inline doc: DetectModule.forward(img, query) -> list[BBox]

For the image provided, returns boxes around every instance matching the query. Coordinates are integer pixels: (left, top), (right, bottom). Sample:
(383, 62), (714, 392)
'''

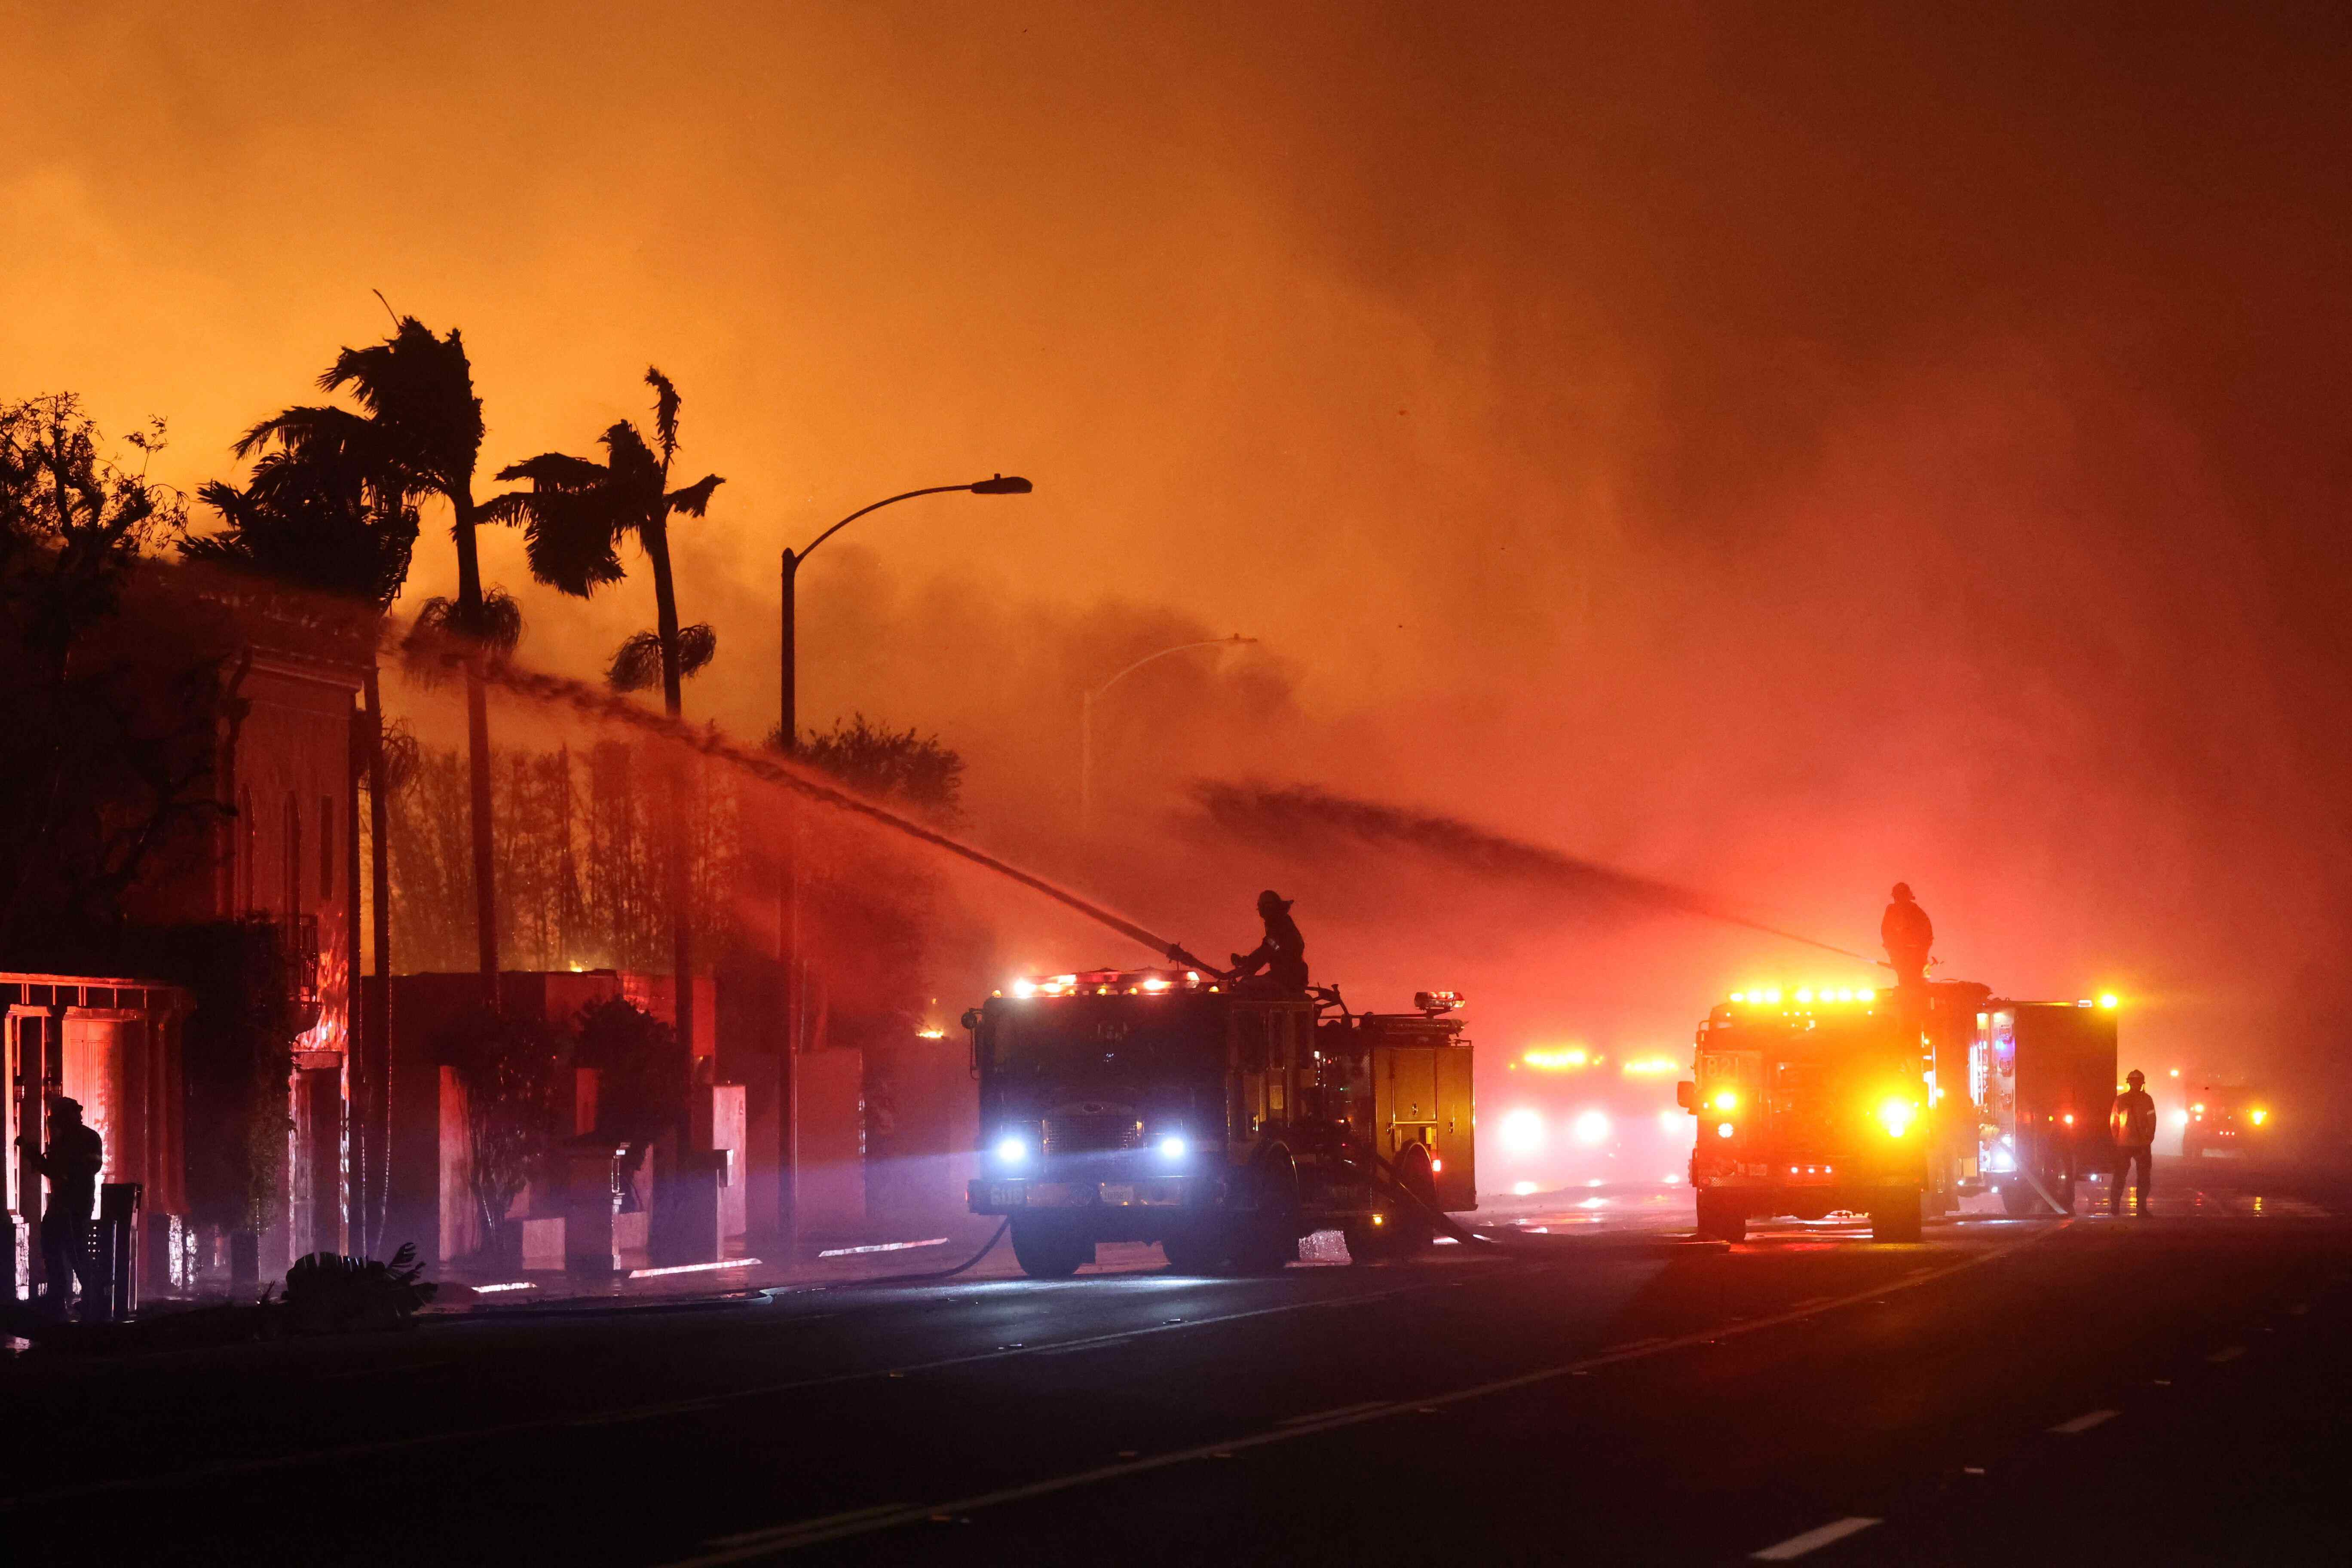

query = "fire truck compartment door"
(1375, 1045), (1439, 1153)
(1433, 1043), (1475, 1210)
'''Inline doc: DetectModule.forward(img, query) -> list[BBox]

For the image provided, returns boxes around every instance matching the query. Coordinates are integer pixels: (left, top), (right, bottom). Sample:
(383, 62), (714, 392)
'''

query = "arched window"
(319, 795), (335, 902)
(284, 793), (302, 914)
(238, 786), (255, 912)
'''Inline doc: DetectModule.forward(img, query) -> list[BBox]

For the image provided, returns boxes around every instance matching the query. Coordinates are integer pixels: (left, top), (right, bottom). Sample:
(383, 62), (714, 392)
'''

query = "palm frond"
(666, 473), (723, 518)
(232, 404), (371, 462)
(645, 368), (681, 468)
(600, 422), (663, 496)
(492, 451), (609, 490)
(516, 487), (627, 597)
(316, 316), (484, 495)
(606, 630), (664, 692)
(676, 622), (717, 677)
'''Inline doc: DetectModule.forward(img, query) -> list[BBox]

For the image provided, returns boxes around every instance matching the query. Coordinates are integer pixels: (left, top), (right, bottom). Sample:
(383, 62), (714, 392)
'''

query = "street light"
(1080, 634), (1257, 832)
(772, 473), (1028, 1261)
(779, 475), (1031, 746)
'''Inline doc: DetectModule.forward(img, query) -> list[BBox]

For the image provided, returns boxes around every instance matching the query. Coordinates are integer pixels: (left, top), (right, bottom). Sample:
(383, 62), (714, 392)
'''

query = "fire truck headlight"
(994, 1135), (1030, 1165)
(1712, 1090), (1737, 1112)
(1715, 1121), (1735, 1139)
(2250, 1109), (2268, 1126)
(1877, 1098), (1915, 1138)
(1573, 1109), (1611, 1145)
(1500, 1107), (1545, 1154)
(1158, 1133), (1188, 1160)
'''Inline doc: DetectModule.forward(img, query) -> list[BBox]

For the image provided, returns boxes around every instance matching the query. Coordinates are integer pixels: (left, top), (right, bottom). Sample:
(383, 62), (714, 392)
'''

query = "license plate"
(1098, 1183), (1136, 1206)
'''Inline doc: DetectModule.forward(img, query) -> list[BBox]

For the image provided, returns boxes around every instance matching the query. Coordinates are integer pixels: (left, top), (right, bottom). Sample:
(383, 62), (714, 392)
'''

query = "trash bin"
(98, 1182), (142, 1319)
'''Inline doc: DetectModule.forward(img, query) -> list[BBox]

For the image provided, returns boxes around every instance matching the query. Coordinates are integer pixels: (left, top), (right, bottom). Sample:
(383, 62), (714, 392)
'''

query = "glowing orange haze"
(9, 4), (2351, 1090)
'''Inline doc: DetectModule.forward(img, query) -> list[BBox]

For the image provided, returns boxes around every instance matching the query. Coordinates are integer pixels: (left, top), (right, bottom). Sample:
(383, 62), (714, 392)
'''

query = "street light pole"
(1080, 635), (1257, 833)
(773, 473), (1030, 1257)
(779, 475), (1031, 750)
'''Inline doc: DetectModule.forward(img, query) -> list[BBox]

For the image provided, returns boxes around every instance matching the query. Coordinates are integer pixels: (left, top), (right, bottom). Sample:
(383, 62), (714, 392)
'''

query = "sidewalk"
(426, 1213), (1019, 1312)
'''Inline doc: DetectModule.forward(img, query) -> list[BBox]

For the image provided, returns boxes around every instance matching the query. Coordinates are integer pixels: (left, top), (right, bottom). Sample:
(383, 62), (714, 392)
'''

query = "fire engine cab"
(964, 968), (1476, 1277)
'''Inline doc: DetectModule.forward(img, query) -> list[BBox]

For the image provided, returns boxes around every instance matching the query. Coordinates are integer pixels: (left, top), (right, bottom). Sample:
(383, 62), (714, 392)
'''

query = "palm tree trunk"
(646, 521), (694, 1054)
(451, 490), (501, 995)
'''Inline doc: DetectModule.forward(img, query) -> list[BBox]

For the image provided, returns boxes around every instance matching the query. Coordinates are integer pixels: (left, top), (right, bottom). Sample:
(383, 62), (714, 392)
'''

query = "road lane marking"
(2207, 1345), (2245, 1363)
(704, 1504), (930, 1552)
(653, 1226), (2067, 1564)
(1751, 1517), (1880, 1560)
(1276, 1400), (1392, 1427)
(2048, 1409), (2116, 1434)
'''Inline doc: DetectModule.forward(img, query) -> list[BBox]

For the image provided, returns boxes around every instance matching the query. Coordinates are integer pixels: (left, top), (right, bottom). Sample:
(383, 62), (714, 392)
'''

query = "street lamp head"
(968, 474), (1032, 495)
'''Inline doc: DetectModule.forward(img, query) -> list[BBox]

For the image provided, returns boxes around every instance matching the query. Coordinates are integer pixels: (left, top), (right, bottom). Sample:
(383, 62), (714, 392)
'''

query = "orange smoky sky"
(9, 3), (2352, 1083)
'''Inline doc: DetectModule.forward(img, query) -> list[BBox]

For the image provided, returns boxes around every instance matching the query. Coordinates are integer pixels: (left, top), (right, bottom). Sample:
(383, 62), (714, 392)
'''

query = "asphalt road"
(3, 1156), (2347, 1566)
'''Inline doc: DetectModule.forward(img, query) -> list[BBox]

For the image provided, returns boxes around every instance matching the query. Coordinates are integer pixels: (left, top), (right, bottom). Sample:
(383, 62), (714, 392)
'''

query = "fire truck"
(962, 967), (1475, 1277)
(2181, 1083), (2273, 1158)
(1681, 981), (2119, 1241)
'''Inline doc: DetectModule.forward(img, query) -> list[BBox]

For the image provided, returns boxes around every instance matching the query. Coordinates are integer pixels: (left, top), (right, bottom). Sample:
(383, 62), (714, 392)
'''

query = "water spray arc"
(472, 658), (1180, 956)
(1191, 781), (1883, 965)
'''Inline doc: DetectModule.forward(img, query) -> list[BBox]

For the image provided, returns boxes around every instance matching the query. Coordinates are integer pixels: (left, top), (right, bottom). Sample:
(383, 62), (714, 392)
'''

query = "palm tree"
(183, 445), (418, 1252)
(489, 368), (722, 1047)
(237, 317), (511, 988)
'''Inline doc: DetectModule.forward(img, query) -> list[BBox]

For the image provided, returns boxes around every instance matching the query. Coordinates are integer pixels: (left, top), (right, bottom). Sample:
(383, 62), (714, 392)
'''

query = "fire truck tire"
(1694, 1189), (1746, 1243)
(1008, 1219), (1095, 1278)
(1999, 1182), (2039, 1218)
(1232, 1154), (1301, 1274)
(1160, 1225), (1225, 1274)
(1341, 1220), (1388, 1264)
(1870, 1188), (1923, 1243)
(1390, 1148), (1439, 1254)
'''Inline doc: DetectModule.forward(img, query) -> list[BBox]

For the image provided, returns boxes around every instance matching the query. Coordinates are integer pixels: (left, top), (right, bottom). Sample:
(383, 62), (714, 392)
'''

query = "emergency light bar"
(1727, 986), (1875, 1005)
(1415, 990), (1464, 1015)
(999, 967), (1213, 999)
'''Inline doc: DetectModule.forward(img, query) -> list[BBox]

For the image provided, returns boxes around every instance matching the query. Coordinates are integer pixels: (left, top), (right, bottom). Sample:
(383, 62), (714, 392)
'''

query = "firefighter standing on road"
(1231, 889), (1309, 994)
(2109, 1069), (2158, 1217)
(1881, 883), (1934, 987)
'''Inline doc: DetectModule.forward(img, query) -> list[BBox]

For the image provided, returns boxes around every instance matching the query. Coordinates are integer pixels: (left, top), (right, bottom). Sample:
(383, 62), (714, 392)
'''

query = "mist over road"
(3, 1159), (2345, 1566)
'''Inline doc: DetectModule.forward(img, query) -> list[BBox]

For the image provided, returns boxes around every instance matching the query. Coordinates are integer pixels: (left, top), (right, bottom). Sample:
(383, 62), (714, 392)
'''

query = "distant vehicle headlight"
(995, 1135), (1029, 1165)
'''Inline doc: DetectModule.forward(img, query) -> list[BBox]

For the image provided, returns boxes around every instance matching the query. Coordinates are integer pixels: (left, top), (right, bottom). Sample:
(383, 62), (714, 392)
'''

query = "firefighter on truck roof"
(1881, 882), (1934, 987)
(1230, 889), (1309, 994)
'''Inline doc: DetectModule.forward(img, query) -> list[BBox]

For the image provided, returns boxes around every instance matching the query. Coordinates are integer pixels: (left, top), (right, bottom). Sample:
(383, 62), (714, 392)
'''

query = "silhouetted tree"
(436, 1006), (564, 1258)
(489, 368), (723, 1047)
(772, 714), (964, 824)
(0, 395), (236, 956)
(237, 315), (515, 985)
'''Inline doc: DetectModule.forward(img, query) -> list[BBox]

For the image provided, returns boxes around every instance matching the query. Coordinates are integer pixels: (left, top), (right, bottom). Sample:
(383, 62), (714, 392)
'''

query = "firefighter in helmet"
(1231, 889), (1309, 994)
(1881, 882), (1934, 987)
(2109, 1069), (2158, 1216)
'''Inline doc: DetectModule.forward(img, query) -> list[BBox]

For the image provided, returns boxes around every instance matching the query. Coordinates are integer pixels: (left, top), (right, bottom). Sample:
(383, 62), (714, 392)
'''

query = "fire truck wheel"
(1870, 1188), (1923, 1243)
(1232, 1154), (1302, 1274)
(1999, 1182), (2039, 1218)
(1160, 1225), (1225, 1274)
(1008, 1219), (1095, 1278)
(1390, 1148), (1439, 1254)
(1341, 1219), (1391, 1264)
(1694, 1189), (1746, 1243)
